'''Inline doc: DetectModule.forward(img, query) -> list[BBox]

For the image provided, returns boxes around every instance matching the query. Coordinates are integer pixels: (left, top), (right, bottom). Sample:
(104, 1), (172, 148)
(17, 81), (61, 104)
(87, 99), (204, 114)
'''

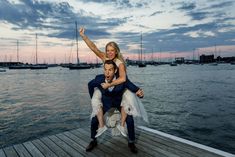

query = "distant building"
(200, 54), (214, 63)
(200, 55), (235, 63)
(218, 56), (235, 63)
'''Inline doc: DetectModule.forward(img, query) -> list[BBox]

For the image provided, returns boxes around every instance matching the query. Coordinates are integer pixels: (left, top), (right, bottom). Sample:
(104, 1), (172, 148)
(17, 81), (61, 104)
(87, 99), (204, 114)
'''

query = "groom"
(86, 60), (144, 153)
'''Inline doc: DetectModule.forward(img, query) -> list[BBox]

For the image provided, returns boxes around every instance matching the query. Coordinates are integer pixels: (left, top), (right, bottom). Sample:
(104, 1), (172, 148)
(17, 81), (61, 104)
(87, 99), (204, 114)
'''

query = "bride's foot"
(95, 126), (107, 138)
(117, 125), (127, 137)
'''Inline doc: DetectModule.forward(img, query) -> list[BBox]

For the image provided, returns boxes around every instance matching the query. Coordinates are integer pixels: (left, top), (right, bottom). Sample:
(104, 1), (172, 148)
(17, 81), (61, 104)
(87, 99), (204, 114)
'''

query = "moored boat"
(68, 63), (91, 70)
(9, 64), (31, 69)
(0, 68), (6, 72)
(30, 64), (48, 69)
(170, 62), (177, 66)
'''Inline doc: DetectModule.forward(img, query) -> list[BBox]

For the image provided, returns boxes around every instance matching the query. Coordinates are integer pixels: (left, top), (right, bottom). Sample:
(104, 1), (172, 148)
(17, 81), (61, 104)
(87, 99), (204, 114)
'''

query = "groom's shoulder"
(95, 74), (105, 80)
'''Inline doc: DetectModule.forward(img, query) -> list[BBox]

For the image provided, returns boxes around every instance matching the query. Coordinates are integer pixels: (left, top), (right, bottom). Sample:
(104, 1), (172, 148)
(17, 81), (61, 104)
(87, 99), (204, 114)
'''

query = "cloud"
(187, 11), (211, 21)
(0, 0), (25, 24)
(0, 0), (125, 40)
(181, 1), (235, 21)
(172, 24), (188, 27)
(0, 0), (74, 30)
(174, 2), (210, 21)
(150, 11), (164, 17)
(132, 19), (235, 54)
(78, 0), (148, 8)
(177, 2), (196, 11)
(208, 1), (234, 9)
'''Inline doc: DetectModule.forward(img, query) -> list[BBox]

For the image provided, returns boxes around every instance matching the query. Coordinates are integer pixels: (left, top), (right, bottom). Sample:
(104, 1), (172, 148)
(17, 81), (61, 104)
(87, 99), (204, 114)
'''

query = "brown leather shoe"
(86, 140), (97, 152)
(128, 143), (138, 153)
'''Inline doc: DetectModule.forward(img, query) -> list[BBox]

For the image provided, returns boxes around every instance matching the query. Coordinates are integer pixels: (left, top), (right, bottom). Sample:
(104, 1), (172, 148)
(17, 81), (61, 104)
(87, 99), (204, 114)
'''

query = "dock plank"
(78, 128), (134, 157)
(32, 139), (57, 157)
(70, 129), (116, 156)
(48, 135), (84, 157)
(0, 149), (6, 157)
(82, 127), (157, 157)
(136, 131), (190, 157)
(3, 146), (19, 157)
(103, 134), (153, 157)
(23, 141), (44, 157)
(56, 133), (96, 157)
(63, 131), (106, 157)
(39, 137), (70, 157)
(72, 128), (128, 156)
(136, 128), (204, 156)
(13, 144), (31, 157)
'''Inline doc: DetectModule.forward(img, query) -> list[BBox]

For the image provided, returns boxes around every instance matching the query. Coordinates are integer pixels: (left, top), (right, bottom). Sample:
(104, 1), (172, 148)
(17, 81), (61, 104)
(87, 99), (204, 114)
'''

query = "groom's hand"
(136, 89), (144, 98)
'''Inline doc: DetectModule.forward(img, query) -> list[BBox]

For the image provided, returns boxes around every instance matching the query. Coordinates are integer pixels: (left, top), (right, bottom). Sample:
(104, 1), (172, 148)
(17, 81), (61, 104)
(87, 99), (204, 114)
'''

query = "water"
(0, 64), (235, 154)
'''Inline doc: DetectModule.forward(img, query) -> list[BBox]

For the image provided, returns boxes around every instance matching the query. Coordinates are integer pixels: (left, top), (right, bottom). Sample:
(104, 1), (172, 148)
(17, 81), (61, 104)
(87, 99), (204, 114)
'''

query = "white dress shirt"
(105, 76), (116, 92)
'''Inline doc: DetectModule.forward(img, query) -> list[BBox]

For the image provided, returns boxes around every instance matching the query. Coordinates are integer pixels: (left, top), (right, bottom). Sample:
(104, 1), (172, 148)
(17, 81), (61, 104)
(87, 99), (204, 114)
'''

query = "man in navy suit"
(86, 60), (143, 153)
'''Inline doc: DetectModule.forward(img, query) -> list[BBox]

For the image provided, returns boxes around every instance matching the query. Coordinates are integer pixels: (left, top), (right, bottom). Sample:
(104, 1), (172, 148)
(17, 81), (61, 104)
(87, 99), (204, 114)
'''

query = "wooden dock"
(0, 126), (234, 157)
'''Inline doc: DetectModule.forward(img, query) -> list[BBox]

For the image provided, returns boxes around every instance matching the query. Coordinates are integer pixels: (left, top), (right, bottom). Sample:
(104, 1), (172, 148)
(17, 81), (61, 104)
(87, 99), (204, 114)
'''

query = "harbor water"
(0, 64), (235, 154)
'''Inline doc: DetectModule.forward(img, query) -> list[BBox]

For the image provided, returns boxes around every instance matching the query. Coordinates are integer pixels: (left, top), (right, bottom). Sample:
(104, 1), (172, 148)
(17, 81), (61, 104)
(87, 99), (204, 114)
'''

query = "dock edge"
(138, 126), (235, 157)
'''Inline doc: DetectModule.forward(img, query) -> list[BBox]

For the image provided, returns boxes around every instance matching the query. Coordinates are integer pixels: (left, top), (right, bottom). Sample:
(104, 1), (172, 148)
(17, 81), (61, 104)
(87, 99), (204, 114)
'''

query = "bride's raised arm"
(79, 27), (105, 61)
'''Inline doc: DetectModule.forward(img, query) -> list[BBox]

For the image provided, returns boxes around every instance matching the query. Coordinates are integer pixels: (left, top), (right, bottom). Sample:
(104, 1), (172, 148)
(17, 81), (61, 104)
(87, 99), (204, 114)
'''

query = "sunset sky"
(0, 0), (235, 64)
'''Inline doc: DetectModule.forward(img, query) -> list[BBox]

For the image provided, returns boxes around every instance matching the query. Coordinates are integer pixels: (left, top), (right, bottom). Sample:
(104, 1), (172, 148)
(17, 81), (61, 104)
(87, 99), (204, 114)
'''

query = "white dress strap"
(114, 58), (123, 68)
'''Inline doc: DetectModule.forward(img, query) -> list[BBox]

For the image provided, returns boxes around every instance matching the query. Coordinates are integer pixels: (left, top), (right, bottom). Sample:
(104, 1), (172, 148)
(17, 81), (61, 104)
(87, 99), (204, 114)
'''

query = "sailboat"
(30, 34), (48, 69)
(138, 32), (146, 68)
(69, 22), (91, 70)
(8, 40), (31, 69)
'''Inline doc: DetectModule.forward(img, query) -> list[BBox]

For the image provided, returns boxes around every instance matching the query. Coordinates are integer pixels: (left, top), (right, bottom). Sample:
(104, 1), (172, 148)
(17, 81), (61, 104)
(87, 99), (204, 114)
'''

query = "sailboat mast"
(75, 21), (79, 64)
(36, 33), (38, 64)
(214, 44), (217, 58)
(140, 32), (143, 63)
(151, 48), (153, 62)
(17, 40), (19, 63)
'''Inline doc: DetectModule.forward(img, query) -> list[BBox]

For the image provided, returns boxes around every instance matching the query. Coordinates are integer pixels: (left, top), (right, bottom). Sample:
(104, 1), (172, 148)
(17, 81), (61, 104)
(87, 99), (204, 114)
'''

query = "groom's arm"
(124, 77), (139, 91)
(124, 77), (144, 98)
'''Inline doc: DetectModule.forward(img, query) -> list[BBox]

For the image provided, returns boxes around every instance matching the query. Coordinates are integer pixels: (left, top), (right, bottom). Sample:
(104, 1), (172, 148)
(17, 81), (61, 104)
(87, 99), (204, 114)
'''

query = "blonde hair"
(105, 42), (126, 65)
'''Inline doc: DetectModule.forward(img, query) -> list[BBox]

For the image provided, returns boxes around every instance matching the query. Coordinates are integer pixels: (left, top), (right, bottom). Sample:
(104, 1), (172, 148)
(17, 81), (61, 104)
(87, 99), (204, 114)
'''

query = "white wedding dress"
(91, 88), (148, 123)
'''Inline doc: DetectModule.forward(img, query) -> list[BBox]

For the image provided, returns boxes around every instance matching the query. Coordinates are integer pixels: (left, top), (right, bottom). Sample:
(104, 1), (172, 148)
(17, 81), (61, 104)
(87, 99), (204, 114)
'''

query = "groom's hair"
(104, 60), (117, 70)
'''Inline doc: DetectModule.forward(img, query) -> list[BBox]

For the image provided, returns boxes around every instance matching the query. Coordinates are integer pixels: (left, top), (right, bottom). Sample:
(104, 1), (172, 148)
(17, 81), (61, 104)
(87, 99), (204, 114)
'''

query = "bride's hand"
(101, 82), (110, 89)
(79, 27), (85, 37)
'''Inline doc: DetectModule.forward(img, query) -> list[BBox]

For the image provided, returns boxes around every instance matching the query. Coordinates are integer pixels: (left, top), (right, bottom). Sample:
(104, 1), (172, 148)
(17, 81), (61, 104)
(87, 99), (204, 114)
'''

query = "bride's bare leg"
(120, 106), (127, 127)
(95, 105), (107, 138)
(97, 106), (104, 128)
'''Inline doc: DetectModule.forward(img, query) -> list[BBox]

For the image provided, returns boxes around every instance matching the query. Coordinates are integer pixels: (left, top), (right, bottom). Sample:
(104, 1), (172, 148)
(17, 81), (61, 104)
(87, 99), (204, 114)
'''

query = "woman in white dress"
(79, 27), (148, 137)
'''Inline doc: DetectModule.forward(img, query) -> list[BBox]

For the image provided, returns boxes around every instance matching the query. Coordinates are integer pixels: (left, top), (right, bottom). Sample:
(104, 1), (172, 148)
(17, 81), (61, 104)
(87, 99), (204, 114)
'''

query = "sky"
(0, 0), (235, 64)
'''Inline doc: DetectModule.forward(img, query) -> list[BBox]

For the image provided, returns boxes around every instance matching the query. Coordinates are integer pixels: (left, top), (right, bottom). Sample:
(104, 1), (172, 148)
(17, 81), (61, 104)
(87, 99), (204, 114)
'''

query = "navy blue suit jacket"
(88, 74), (139, 109)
